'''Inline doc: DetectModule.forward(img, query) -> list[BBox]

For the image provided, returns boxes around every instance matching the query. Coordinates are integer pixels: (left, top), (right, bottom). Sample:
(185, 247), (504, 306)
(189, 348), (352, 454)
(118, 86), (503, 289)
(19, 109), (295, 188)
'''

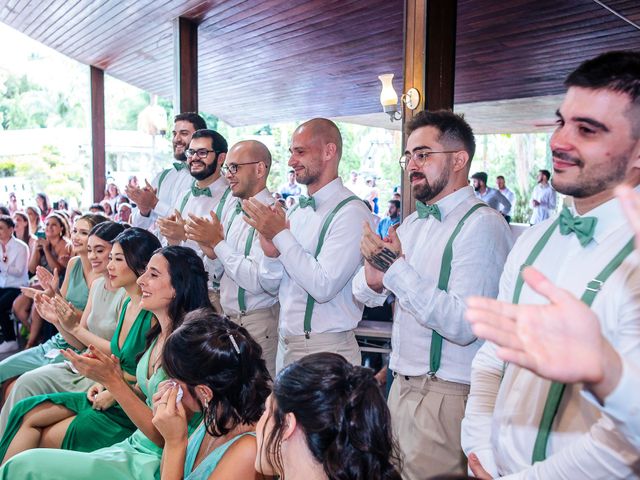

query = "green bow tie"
(558, 206), (597, 247)
(235, 202), (244, 215)
(173, 162), (187, 171)
(416, 201), (441, 221)
(298, 195), (316, 210)
(191, 184), (212, 198)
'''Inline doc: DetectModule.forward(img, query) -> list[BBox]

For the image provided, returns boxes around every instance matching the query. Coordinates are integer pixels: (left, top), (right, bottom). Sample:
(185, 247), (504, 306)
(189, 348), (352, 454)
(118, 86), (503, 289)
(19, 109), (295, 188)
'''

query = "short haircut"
(405, 110), (476, 160)
(566, 51), (640, 137)
(0, 214), (15, 229)
(299, 118), (343, 159)
(539, 169), (551, 181)
(174, 112), (207, 131)
(191, 129), (228, 154)
(389, 199), (401, 210)
(89, 203), (105, 212)
(496, 175), (505, 181)
(471, 171), (488, 184)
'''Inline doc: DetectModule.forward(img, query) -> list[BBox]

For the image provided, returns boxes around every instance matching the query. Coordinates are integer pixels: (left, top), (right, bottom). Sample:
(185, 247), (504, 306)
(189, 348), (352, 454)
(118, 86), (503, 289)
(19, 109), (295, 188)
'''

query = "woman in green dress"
(152, 312), (271, 480)
(0, 227), (161, 458)
(0, 246), (213, 479)
(0, 213), (107, 394)
(0, 221), (127, 431)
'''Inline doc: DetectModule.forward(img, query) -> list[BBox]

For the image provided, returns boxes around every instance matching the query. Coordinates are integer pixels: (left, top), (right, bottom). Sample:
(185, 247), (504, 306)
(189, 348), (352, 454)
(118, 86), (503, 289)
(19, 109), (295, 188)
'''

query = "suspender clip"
(304, 330), (311, 339)
(585, 279), (603, 293)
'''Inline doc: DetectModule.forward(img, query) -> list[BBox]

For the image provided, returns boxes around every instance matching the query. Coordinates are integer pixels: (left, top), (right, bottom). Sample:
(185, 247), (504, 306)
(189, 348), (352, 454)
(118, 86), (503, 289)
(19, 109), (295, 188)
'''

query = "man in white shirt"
(126, 112), (207, 232)
(529, 169), (557, 224)
(242, 118), (373, 372)
(461, 51), (640, 479)
(278, 169), (302, 199)
(156, 129), (234, 310)
(471, 171), (512, 219)
(0, 216), (29, 353)
(352, 110), (513, 478)
(497, 175), (516, 222)
(184, 140), (279, 377)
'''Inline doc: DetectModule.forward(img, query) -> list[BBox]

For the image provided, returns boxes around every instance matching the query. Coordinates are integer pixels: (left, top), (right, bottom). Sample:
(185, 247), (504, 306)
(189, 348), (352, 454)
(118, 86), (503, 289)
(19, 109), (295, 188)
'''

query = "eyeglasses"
(186, 148), (216, 159)
(399, 149), (459, 169)
(221, 161), (262, 176)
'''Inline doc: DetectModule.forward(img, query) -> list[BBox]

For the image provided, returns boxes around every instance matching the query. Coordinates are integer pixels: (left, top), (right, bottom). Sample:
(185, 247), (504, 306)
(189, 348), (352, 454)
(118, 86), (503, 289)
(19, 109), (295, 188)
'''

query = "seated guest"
(35, 193), (51, 222)
(12, 211), (34, 252)
(0, 216), (29, 353)
(24, 206), (41, 240)
(0, 214), (103, 394)
(89, 203), (105, 214)
(0, 222), (127, 431)
(0, 246), (211, 479)
(153, 312), (271, 479)
(255, 352), (401, 479)
(376, 199), (401, 238)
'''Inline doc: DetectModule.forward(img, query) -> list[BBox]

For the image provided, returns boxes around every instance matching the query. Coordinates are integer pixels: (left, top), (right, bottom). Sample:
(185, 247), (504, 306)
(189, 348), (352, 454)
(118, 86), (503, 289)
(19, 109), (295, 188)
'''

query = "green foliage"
(0, 160), (16, 178)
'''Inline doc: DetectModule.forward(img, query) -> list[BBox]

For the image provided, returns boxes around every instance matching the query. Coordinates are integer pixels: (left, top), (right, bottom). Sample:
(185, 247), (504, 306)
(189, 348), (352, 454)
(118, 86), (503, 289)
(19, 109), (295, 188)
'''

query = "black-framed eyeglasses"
(399, 149), (459, 169)
(186, 148), (216, 159)
(221, 161), (262, 176)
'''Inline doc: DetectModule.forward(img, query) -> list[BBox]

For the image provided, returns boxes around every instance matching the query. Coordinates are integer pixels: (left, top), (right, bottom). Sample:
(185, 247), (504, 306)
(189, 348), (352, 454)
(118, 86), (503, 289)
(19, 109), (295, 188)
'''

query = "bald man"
(244, 118), (374, 371)
(185, 140), (280, 376)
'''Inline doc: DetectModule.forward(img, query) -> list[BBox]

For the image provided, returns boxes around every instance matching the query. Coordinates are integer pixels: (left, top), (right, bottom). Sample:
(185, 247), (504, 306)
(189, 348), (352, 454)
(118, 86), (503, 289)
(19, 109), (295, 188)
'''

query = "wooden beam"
(401, 0), (457, 218)
(173, 17), (198, 114)
(90, 66), (105, 203)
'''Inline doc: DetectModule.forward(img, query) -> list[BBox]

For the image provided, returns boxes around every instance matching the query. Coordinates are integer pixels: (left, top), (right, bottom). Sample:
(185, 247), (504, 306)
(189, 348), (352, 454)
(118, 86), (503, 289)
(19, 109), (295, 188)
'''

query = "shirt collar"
(309, 177), (343, 209)
(568, 186), (638, 244)
(255, 188), (273, 205)
(434, 186), (475, 221)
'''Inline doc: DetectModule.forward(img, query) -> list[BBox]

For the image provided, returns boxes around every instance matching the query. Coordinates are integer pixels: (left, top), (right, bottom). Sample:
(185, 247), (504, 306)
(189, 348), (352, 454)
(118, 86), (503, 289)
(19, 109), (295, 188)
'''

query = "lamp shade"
(378, 74), (398, 108)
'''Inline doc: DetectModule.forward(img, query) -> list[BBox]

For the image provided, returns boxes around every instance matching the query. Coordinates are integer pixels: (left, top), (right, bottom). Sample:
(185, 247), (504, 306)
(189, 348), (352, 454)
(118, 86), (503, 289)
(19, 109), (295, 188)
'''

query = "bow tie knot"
(416, 201), (441, 221)
(298, 195), (316, 210)
(191, 184), (212, 198)
(558, 207), (597, 247)
(173, 162), (187, 171)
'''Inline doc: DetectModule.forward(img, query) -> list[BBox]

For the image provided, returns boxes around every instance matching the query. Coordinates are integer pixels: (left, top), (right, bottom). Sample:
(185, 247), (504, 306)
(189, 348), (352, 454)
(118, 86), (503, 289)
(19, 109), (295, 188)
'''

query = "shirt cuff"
(383, 256), (437, 297)
(154, 200), (172, 218)
(272, 229), (297, 257)
(583, 358), (640, 422)
(213, 240), (233, 264)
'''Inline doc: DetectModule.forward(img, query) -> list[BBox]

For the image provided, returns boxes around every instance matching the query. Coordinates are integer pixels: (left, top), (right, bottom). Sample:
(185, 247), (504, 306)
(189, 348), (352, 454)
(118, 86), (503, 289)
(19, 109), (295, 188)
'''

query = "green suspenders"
(156, 168), (172, 194)
(508, 220), (635, 463)
(224, 203), (256, 313)
(302, 195), (360, 338)
(429, 203), (486, 374)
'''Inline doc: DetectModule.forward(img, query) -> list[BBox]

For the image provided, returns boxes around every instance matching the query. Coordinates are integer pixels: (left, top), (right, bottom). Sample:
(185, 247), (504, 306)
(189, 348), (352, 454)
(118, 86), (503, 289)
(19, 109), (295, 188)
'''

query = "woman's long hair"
(263, 353), (402, 480)
(163, 311), (271, 437)
(12, 211), (30, 244)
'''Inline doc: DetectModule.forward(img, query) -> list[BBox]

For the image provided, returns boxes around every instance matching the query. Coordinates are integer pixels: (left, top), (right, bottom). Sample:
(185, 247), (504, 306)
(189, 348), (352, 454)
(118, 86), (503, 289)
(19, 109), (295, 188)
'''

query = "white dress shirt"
(475, 187), (512, 216)
(499, 187), (516, 216)
(214, 188), (279, 316)
(175, 176), (236, 285)
(462, 195), (640, 479)
(352, 186), (512, 383)
(130, 163), (193, 230)
(0, 237), (29, 288)
(529, 183), (557, 224)
(260, 178), (373, 336)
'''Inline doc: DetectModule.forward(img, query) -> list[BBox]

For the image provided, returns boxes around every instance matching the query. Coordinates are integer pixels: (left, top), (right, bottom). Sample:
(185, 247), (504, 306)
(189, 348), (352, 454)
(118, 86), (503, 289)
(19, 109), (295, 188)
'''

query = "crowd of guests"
(0, 50), (636, 480)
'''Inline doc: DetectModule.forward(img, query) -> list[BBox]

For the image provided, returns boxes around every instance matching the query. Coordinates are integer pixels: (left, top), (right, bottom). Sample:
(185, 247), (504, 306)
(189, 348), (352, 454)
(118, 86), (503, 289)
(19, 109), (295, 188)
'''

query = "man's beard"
(173, 143), (187, 161)
(295, 166), (319, 186)
(551, 150), (629, 198)
(411, 170), (449, 203)
(189, 160), (217, 181)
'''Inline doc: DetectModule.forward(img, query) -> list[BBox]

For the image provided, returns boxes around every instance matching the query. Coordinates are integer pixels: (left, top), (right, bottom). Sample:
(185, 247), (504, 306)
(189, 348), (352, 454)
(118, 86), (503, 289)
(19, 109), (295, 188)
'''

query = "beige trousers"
(276, 330), (361, 373)
(387, 374), (469, 480)
(229, 304), (279, 379)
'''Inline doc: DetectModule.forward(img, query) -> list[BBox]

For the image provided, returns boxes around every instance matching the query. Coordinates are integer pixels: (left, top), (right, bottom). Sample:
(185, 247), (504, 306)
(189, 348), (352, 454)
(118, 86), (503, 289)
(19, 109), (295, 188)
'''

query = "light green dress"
(0, 258), (90, 383)
(0, 277), (126, 431)
(0, 340), (202, 480)
(184, 426), (255, 480)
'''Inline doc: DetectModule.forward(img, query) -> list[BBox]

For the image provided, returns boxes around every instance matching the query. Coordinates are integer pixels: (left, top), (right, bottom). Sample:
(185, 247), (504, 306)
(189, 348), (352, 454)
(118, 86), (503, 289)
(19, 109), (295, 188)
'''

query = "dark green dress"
(0, 297), (153, 457)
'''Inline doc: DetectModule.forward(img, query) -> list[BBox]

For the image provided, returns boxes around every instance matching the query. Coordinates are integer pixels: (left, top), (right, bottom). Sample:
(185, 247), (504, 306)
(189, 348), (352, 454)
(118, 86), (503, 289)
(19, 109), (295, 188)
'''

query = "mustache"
(409, 172), (425, 181)
(552, 150), (582, 166)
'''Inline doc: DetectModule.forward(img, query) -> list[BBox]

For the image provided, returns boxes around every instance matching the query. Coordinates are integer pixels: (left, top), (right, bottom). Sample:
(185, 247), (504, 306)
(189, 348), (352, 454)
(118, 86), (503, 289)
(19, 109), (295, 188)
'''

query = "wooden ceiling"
(0, 0), (639, 131)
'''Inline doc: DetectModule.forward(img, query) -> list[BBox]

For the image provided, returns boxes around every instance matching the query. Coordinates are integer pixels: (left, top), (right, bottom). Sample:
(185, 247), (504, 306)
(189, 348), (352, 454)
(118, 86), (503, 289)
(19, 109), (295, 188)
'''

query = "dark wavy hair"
(89, 221), (126, 242)
(162, 310), (271, 437)
(263, 353), (402, 480)
(110, 227), (161, 278)
(141, 246), (213, 354)
(76, 213), (109, 230)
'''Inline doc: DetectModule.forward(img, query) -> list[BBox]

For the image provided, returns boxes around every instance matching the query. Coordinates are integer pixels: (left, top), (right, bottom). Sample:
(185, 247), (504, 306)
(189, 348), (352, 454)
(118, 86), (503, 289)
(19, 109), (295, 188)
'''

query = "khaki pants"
(388, 374), (469, 480)
(276, 330), (361, 373)
(207, 289), (223, 314)
(229, 304), (279, 379)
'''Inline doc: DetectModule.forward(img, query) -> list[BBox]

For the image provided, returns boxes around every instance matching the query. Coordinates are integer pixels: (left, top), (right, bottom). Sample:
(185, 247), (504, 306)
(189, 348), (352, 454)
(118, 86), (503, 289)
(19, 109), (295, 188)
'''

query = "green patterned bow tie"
(173, 162), (188, 171)
(191, 184), (212, 198)
(558, 206), (597, 247)
(415, 201), (441, 221)
(298, 195), (316, 210)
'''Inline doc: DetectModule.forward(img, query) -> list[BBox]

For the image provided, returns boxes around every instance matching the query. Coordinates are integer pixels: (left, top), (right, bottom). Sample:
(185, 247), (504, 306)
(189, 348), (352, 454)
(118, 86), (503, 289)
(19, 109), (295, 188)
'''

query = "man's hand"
(361, 222), (401, 272)
(126, 179), (159, 216)
(242, 199), (287, 240)
(468, 453), (493, 479)
(185, 211), (224, 250)
(532, 199), (541, 207)
(157, 210), (186, 245)
(364, 259), (385, 292)
(465, 267), (609, 386)
(258, 234), (280, 258)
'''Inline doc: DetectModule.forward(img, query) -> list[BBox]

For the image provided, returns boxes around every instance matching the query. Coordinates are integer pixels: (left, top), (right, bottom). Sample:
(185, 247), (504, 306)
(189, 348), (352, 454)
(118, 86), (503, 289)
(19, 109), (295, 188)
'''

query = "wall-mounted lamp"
(378, 73), (420, 121)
